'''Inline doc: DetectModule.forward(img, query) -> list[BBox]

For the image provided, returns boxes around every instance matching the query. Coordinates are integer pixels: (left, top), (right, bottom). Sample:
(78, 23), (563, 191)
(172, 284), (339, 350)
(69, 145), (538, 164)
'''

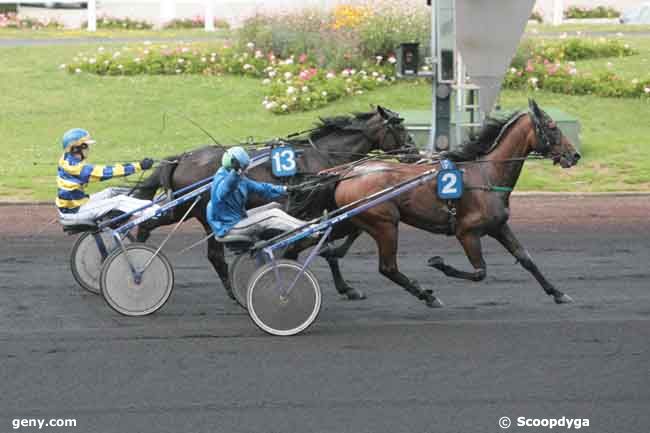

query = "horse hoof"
(554, 293), (574, 304)
(345, 288), (367, 301)
(425, 296), (444, 308)
(428, 256), (444, 270)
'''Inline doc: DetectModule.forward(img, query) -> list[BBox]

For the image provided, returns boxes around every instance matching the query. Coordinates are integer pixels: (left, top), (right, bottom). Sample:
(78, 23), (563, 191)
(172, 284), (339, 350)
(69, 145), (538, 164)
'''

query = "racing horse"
(132, 106), (417, 300)
(290, 100), (581, 307)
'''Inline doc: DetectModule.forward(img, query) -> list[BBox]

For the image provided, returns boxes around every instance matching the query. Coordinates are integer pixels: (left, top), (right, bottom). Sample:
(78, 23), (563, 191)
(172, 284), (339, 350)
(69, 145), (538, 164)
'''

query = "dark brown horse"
(294, 100), (581, 307)
(132, 106), (416, 300)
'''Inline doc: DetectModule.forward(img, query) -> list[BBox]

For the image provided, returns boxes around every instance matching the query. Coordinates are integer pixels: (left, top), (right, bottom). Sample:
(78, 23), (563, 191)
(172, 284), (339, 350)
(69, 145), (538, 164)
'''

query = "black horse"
(132, 106), (417, 300)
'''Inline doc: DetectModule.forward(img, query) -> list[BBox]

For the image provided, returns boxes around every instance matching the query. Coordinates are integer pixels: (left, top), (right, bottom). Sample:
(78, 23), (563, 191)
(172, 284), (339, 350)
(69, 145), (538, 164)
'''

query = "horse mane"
(445, 111), (526, 161)
(307, 111), (375, 142)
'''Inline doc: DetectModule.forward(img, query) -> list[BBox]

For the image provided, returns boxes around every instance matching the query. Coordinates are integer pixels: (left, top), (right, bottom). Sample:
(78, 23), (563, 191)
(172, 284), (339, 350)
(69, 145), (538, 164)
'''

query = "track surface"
(1, 196), (649, 433)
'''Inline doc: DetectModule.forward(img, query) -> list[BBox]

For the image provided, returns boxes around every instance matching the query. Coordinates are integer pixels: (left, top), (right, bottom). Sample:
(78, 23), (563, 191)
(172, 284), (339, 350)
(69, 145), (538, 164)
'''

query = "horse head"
(367, 106), (418, 156)
(528, 99), (581, 168)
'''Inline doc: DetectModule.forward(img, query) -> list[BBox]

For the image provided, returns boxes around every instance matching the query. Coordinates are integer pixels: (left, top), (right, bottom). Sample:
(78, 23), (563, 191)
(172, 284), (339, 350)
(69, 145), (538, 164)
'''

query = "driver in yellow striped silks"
(56, 128), (159, 226)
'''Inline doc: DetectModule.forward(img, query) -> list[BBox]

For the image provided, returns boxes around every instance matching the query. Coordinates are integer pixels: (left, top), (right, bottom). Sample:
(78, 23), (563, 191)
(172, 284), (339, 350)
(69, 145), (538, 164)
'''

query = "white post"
(428, 0), (438, 155)
(552, 0), (564, 26)
(160, 0), (176, 28)
(204, 0), (215, 32)
(87, 0), (97, 32)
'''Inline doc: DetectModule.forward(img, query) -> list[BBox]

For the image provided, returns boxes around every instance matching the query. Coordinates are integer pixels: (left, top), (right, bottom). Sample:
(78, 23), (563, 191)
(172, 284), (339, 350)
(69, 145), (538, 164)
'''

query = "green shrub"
(565, 6), (620, 19)
(82, 16), (153, 30)
(0, 12), (63, 29)
(163, 16), (229, 29)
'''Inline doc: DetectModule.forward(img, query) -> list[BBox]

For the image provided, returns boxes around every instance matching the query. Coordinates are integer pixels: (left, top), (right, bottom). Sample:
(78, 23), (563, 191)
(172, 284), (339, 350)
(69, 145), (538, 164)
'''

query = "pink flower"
(526, 60), (535, 73)
(299, 53), (308, 64)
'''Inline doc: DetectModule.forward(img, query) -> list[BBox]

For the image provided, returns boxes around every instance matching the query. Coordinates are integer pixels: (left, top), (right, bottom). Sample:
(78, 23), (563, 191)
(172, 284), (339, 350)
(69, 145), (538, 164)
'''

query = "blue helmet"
(62, 128), (95, 152)
(222, 146), (250, 170)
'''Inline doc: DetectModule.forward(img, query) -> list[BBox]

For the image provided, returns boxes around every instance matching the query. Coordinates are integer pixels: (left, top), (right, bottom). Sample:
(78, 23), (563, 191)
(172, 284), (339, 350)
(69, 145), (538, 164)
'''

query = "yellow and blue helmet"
(62, 128), (95, 152)
(222, 146), (250, 170)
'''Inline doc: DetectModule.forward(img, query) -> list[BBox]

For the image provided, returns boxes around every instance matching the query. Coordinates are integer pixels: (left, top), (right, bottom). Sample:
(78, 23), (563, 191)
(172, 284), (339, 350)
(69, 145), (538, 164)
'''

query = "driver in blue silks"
(206, 146), (306, 240)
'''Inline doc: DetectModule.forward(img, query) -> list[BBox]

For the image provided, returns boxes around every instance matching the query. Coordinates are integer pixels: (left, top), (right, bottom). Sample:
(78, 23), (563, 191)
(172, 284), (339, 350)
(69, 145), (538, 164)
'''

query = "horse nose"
(574, 152), (581, 162)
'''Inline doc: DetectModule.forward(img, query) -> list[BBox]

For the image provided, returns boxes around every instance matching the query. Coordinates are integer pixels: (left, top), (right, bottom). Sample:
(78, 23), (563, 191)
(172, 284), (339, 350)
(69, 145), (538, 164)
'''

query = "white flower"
(113, 52), (121, 58)
(246, 42), (255, 49)
(143, 40), (152, 46)
(326, 72), (335, 79)
(98, 46), (105, 52)
(134, 58), (140, 63)
(144, 49), (150, 55)
(284, 71), (292, 79)
(243, 64), (253, 70)
(644, 87), (650, 94)
(175, 69), (181, 74)
(301, 86), (309, 93)
(262, 78), (271, 85)
(376, 55), (383, 62)
(510, 67), (517, 74)
(118, 64), (123, 69)
(351, 69), (357, 75)
(281, 104), (288, 111)
(74, 68), (81, 74)
(181, 47), (189, 53)
(269, 70), (277, 78)
(201, 57), (207, 62)
(632, 78), (639, 85)
(569, 68), (578, 75)
(59, 64), (66, 69)
(355, 90), (364, 95)
(286, 86), (296, 94)
(321, 91), (328, 97)
(529, 77), (539, 87)
(178, 58), (185, 64)
(255, 50), (263, 59)
(284, 58), (294, 65)
(372, 71), (379, 77)
(103, 60), (109, 65)
(341, 69), (350, 77)
(388, 56), (397, 64)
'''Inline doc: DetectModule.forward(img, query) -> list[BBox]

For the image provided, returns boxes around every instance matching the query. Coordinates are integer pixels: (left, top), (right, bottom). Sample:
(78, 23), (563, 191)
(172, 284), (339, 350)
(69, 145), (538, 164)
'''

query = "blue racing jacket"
(207, 167), (287, 237)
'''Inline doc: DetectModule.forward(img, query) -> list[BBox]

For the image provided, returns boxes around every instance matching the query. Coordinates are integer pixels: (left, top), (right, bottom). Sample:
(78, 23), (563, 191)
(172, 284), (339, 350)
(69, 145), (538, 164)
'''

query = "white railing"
(0, 0), (220, 31)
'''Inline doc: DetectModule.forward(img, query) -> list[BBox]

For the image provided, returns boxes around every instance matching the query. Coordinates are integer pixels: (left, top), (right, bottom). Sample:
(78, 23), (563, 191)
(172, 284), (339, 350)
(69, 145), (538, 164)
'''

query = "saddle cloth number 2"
(437, 169), (463, 200)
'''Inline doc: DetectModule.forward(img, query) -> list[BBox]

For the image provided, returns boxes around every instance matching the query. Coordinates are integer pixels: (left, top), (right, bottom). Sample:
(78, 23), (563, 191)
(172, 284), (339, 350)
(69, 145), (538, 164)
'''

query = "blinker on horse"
(305, 99), (581, 307)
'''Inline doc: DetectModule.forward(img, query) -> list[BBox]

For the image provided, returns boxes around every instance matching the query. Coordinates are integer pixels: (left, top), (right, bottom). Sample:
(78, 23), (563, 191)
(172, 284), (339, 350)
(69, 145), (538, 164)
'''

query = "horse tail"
(131, 154), (181, 200)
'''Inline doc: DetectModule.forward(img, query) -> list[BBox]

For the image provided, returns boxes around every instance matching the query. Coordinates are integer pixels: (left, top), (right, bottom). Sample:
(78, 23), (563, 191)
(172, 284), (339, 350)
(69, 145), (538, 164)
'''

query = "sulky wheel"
(100, 244), (174, 316)
(70, 231), (130, 295)
(229, 252), (267, 309)
(247, 259), (321, 336)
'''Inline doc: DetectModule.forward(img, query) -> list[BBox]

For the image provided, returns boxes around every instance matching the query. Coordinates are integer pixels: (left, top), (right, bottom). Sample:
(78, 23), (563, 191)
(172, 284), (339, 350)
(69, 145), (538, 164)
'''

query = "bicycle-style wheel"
(230, 252), (267, 309)
(100, 244), (174, 316)
(70, 231), (129, 294)
(247, 259), (321, 336)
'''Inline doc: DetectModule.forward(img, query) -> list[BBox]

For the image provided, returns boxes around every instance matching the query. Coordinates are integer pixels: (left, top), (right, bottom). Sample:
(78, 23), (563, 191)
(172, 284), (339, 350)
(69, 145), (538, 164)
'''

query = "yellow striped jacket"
(56, 153), (142, 213)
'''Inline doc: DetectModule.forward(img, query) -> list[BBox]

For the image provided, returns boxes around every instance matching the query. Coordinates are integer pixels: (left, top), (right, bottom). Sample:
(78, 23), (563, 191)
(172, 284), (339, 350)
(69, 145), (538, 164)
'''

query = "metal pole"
(204, 0), (215, 32)
(428, 0), (438, 156)
(87, 0), (97, 32)
(552, 0), (563, 26)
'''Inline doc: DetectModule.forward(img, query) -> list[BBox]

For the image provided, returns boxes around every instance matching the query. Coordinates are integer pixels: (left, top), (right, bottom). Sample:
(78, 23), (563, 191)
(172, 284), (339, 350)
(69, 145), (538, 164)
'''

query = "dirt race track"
(0, 195), (649, 433)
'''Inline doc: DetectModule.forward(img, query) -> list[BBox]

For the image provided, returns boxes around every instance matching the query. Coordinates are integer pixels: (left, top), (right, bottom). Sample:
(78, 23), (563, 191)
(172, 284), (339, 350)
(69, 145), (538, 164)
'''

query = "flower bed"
(505, 38), (650, 99)
(0, 12), (63, 30)
(565, 6), (620, 19)
(163, 16), (229, 30)
(64, 42), (399, 114)
(82, 16), (153, 30)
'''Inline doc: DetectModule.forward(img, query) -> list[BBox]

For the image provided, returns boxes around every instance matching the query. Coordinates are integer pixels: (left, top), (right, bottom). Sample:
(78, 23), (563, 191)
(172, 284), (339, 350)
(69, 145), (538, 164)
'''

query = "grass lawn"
(0, 27), (229, 40)
(526, 23), (650, 35)
(1, 37), (649, 201)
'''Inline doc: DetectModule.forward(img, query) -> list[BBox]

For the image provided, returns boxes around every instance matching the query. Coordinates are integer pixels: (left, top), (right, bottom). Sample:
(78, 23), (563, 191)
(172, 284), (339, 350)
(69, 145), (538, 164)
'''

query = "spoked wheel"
(100, 244), (174, 316)
(70, 231), (131, 295)
(247, 259), (321, 336)
(230, 252), (267, 309)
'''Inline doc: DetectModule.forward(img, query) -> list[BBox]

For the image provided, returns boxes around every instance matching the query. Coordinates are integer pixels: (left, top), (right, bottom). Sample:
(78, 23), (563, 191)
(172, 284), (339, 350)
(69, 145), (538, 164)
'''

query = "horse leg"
(197, 219), (235, 300)
(370, 221), (443, 308)
(319, 231), (366, 300)
(490, 223), (572, 304)
(428, 232), (487, 282)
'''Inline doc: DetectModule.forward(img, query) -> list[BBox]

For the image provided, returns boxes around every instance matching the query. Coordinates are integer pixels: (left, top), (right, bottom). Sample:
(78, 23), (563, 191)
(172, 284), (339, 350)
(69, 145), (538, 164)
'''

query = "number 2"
(441, 172), (458, 194)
